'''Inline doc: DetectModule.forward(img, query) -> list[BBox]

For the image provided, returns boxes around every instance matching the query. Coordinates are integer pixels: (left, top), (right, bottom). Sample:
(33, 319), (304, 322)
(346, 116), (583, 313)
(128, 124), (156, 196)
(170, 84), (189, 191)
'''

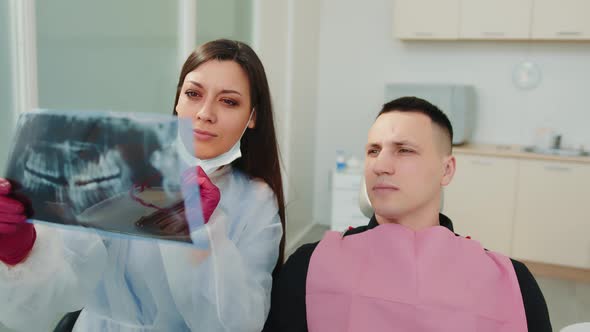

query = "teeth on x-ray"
(23, 141), (128, 214)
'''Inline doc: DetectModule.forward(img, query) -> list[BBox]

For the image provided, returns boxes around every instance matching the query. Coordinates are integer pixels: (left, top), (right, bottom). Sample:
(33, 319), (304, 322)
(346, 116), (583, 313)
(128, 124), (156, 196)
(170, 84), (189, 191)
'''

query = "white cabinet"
(460, 0), (533, 39)
(393, 0), (460, 40)
(532, 0), (590, 40)
(444, 149), (590, 270)
(394, 0), (590, 41)
(512, 160), (590, 269)
(330, 171), (369, 231)
(443, 155), (518, 255)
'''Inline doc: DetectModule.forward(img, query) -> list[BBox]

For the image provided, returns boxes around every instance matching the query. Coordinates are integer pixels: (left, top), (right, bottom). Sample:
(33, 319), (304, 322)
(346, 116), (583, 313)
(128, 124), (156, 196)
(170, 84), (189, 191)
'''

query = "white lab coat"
(0, 165), (282, 332)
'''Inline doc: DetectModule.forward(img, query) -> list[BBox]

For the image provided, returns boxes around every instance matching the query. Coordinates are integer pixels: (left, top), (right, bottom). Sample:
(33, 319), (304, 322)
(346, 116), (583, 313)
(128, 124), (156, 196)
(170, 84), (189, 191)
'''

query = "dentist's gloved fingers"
(0, 196), (25, 214)
(0, 223), (18, 234)
(0, 213), (27, 224)
(196, 166), (220, 223)
(0, 178), (11, 196)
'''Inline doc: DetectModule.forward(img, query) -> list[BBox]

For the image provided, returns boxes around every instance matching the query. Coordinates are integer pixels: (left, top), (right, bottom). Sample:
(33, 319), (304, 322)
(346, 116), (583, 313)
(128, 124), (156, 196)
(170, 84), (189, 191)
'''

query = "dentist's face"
(175, 60), (256, 159)
(364, 111), (454, 222)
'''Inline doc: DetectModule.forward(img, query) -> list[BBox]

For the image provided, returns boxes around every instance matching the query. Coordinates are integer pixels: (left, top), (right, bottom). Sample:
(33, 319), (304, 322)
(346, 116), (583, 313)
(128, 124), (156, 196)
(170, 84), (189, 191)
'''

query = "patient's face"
(364, 111), (452, 222)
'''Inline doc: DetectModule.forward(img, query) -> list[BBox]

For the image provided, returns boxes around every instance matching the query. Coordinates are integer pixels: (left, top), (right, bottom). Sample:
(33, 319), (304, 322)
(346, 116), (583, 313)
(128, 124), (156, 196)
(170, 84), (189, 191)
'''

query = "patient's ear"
(441, 156), (456, 186)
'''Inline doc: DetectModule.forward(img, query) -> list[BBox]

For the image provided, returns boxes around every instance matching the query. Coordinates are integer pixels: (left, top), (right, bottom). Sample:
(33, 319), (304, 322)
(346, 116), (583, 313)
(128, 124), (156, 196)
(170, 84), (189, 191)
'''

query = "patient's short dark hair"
(378, 96), (453, 147)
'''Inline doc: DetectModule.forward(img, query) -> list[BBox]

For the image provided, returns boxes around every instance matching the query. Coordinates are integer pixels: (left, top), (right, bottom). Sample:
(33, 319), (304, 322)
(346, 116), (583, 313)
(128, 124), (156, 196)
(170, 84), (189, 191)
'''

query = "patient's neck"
(375, 201), (440, 231)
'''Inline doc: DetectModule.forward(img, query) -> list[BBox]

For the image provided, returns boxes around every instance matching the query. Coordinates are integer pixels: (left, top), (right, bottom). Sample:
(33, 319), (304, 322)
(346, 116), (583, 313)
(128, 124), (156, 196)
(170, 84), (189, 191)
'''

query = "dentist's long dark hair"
(173, 39), (286, 273)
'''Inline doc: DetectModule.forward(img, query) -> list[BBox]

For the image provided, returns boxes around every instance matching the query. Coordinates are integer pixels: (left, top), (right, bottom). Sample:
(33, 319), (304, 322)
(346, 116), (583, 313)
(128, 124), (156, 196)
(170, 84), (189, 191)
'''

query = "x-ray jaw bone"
(22, 140), (131, 215)
(5, 110), (199, 242)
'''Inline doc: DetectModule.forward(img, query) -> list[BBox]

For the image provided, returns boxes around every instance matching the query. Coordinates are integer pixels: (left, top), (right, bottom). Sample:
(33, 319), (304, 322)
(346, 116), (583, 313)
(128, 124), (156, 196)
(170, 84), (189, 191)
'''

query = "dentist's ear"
(247, 108), (256, 129)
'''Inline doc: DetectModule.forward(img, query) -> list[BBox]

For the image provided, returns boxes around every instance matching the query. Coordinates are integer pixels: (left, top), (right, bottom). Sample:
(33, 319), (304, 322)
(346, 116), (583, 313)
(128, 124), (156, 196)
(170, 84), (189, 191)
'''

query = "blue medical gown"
(0, 165), (282, 332)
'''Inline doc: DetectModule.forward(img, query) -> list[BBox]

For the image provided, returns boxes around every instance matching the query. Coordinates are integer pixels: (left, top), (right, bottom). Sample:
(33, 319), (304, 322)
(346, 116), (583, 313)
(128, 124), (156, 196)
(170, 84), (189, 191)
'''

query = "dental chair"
(560, 322), (590, 332)
(53, 310), (80, 332)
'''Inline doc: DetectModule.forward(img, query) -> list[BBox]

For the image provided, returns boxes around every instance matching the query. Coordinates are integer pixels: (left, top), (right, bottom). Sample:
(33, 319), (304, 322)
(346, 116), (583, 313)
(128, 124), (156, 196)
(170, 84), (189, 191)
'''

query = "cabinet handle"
(471, 160), (494, 166)
(415, 32), (434, 37)
(544, 165), (572, 172)
(557, 31), (582, 36)
(482, 31), (505, 37)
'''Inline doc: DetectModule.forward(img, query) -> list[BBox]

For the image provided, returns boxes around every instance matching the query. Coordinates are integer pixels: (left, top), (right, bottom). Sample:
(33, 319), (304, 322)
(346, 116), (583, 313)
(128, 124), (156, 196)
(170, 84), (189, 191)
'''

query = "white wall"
(284, 0), (321, 247)
(313, 0), (590, 225)
(253, 0), (289, 151)
(254, 0), (321, 248)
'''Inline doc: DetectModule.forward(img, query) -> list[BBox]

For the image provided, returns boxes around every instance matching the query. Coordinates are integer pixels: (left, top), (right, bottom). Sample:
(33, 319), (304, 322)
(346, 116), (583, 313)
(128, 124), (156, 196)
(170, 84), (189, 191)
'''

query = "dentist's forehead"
(184, 60), (249, 93)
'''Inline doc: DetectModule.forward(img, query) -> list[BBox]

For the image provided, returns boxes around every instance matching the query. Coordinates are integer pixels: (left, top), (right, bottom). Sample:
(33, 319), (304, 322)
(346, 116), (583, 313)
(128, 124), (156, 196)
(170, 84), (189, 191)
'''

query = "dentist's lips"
(193, 129), (217, 141)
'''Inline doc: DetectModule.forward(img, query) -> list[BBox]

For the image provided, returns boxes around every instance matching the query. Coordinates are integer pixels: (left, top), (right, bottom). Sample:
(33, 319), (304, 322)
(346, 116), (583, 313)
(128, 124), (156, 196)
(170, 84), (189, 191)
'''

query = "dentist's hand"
(0, 178), (36, 265)
(182, 166), (221, 224)
(135, 167), (221, 238)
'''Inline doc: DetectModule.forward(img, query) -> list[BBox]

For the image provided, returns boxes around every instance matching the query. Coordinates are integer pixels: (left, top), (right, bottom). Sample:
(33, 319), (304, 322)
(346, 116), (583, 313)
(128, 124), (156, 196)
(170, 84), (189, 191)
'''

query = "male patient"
(265, 97), (551, 331)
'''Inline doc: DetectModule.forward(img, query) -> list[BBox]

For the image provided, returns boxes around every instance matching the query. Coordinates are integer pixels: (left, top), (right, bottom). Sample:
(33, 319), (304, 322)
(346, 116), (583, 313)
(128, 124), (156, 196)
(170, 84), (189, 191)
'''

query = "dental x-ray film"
(4, 110), (204, 244)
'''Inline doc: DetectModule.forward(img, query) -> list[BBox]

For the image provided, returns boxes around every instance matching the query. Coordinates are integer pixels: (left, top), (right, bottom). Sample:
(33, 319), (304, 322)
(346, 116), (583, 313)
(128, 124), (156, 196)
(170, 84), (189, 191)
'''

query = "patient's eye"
(367, 148), (380, 156)
(399, 148), (414, 154)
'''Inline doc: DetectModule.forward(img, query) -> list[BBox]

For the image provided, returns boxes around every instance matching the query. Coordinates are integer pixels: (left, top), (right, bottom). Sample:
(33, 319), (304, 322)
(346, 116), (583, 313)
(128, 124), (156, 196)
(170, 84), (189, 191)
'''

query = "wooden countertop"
(453, 144), (590, 164)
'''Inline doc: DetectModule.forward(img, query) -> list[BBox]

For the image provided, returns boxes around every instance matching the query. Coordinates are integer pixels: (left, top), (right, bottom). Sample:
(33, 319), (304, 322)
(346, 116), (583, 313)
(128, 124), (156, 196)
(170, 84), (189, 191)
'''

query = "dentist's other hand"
(0, 178), (36, 265)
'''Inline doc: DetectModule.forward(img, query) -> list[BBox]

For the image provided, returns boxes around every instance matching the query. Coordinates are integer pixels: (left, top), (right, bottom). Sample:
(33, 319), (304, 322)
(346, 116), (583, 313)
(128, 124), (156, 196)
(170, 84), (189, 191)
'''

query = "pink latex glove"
(0, 178), (36, 265)
(182, 166), (221, 224)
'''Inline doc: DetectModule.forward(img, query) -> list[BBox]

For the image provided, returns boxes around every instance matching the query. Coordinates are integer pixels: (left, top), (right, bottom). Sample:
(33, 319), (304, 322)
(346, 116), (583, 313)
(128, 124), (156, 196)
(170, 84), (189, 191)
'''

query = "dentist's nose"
(196, 99), (216, 123)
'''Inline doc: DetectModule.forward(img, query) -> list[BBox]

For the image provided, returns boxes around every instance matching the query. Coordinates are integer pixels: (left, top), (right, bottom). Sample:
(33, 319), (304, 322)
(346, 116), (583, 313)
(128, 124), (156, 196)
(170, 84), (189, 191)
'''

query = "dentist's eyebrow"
(186, 80), (242, 96)
(185, 80), (203, 88)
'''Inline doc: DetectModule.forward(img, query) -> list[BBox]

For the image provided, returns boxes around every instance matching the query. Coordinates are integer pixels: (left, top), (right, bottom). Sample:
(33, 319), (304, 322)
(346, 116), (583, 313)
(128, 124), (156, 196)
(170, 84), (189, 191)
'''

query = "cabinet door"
(460, 0), (532, 39)
(512, 160), (590, 269)
(393, 0), (460, 39)
(443, 154), (518, 255)
(532, 0), (590, 39)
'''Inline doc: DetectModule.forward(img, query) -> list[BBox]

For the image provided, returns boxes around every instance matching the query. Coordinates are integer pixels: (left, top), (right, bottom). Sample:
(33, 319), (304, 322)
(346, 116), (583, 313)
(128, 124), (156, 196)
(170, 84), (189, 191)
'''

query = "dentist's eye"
(221, 98), (238, 107)
(185, 91), (201, 98)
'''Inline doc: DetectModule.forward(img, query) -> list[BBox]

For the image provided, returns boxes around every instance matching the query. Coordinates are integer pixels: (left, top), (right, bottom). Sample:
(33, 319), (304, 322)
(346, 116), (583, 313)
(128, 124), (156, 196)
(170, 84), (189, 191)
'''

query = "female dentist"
(0, 39), (285, 332)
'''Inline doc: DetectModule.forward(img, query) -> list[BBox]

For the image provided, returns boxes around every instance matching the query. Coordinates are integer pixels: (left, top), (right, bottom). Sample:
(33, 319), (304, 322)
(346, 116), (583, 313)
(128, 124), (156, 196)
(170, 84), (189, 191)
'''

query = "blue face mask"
(177, 109), (255, 175)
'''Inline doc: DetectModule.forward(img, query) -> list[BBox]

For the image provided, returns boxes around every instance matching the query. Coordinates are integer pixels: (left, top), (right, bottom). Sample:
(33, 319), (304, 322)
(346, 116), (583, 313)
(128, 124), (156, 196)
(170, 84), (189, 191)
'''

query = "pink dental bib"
(306, 224), (527, 332)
